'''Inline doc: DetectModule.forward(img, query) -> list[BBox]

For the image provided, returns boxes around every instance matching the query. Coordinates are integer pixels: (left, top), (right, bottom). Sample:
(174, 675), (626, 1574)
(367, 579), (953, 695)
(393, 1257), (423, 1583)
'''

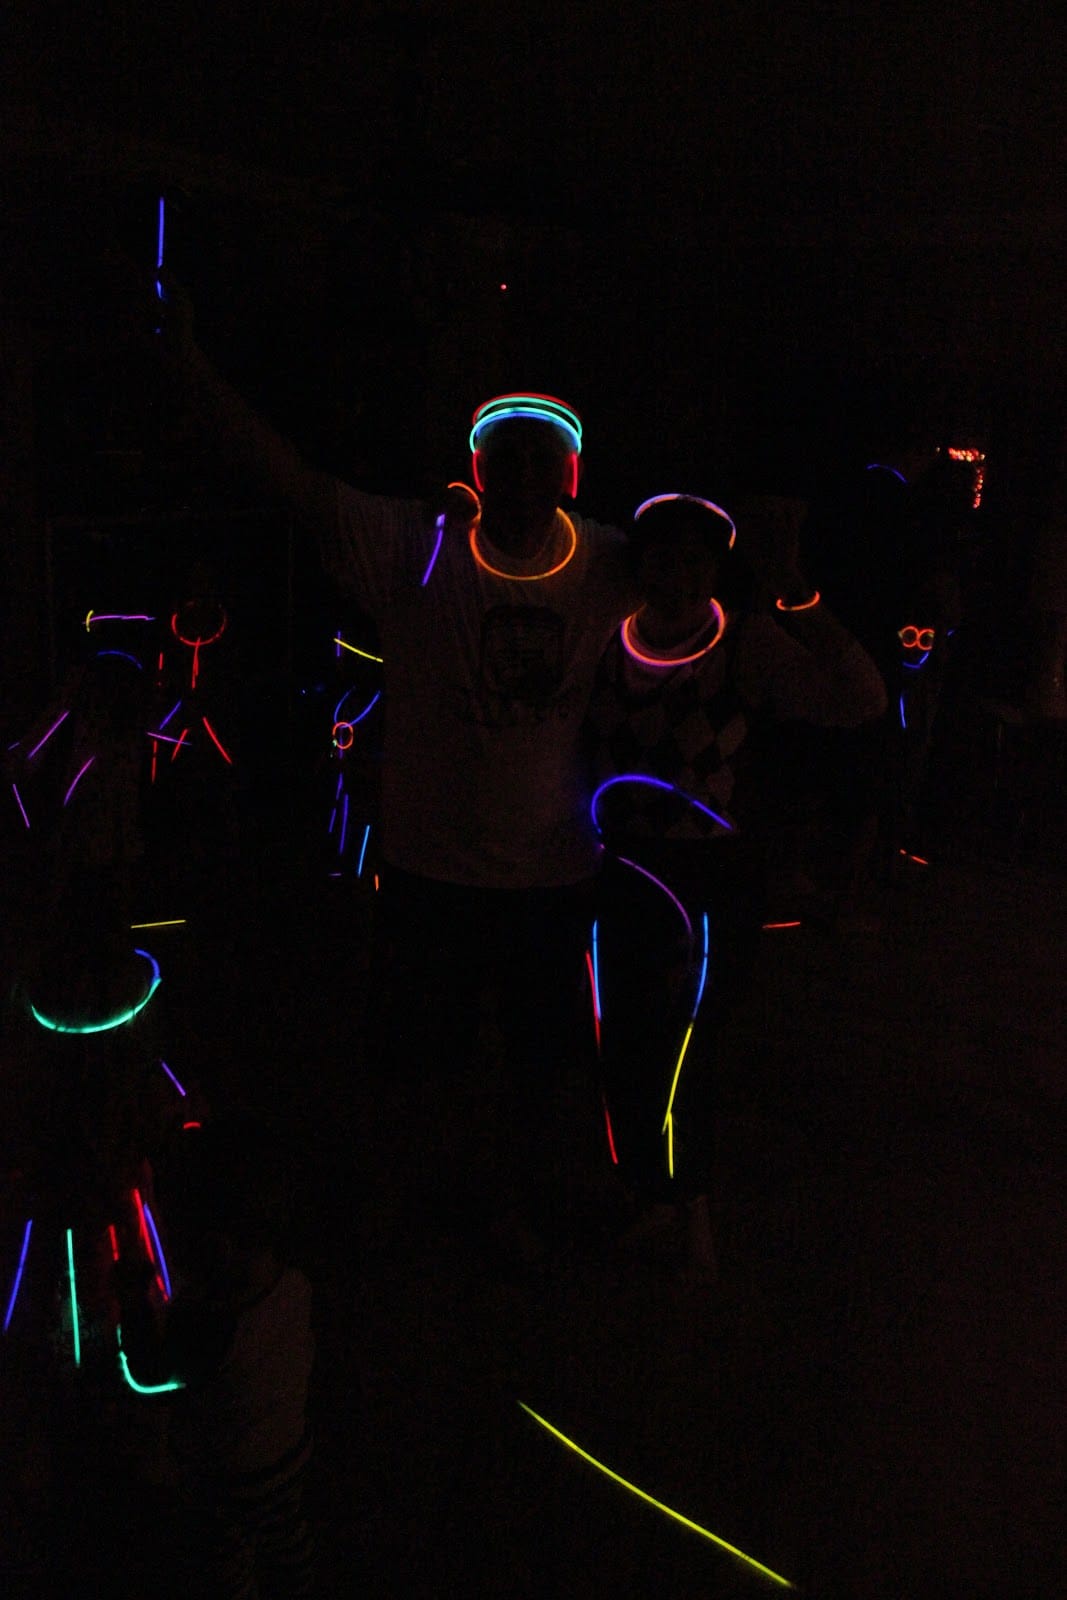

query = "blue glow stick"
(356, 823), (371, 878)
(338, 793), (349, 856)
(692, 913), (710, 1016)
(591, 774), (733, 837)
(3, 1219), (32, 1333)
(899, 693), (908, 730)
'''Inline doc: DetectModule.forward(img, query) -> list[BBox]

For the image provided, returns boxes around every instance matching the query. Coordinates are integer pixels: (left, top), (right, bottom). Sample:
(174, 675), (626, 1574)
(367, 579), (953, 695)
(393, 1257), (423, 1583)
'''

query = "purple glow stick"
(421, 514), (446, 587)
(63, 756), (95, 806)
(158, 700), (182, 730)
(159, 1059), (187, 1097)
(338, 793), (350, 856)
(616, 854), (694, 946)
(27, 710), (69, 760)
(12, 783), (30, 829)
(142, 1202), (172, 1299)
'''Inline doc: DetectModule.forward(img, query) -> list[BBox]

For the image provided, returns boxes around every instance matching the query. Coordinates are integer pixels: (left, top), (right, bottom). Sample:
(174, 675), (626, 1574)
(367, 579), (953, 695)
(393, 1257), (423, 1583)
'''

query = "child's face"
(638, 526), (720, 619)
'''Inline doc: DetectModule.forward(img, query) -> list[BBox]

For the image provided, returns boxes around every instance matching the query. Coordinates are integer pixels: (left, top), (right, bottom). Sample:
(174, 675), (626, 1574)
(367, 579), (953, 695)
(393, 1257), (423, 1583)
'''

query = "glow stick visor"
(633, 494), (737, 549)
(470, 394), (582, 454)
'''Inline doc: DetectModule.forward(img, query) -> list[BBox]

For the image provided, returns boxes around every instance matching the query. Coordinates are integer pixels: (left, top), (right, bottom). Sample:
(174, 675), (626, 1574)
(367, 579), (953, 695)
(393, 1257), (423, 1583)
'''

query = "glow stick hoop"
(3, 1219), (33, 1333)
(591, 774), (734, 838)
(518, 1403), (794, 1588)
(470, 394), (582, 455)
(30, 949), (161, 1034)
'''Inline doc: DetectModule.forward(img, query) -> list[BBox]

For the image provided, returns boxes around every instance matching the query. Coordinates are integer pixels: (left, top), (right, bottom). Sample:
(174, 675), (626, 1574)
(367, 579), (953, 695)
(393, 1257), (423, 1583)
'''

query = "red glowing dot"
(499, 282), (508, 292)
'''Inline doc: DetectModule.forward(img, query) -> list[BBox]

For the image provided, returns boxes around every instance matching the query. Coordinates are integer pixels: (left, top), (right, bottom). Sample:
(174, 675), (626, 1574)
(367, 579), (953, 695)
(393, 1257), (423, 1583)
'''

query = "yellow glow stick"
(334, 636), (384, 664)
(662, 1022), (694, 1132)
(129, 919), (187, 929)
(518, 1403), (794, 1588)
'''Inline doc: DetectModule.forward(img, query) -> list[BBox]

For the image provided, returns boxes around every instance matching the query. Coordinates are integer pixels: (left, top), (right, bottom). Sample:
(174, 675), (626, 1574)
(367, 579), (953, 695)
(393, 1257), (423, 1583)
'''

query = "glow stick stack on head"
(469, 393), (583, 498)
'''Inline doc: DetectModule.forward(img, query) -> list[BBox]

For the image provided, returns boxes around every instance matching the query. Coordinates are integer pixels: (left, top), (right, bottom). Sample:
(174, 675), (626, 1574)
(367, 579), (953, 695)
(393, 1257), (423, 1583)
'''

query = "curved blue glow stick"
(591, 774), (734, 837)
(899, 693), (908, 730)
(332, 687), (381, 727)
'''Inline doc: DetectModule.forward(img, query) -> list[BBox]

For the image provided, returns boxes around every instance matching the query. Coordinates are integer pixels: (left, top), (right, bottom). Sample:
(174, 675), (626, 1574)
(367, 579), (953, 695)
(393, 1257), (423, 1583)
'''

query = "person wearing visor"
(587, 493), (886, 1276)
(156, 289), (636, 1249)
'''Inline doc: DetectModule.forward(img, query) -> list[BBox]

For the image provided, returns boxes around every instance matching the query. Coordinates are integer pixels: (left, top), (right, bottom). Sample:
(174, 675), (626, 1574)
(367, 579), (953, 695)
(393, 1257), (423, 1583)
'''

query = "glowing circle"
(29, 950), (161, 1035)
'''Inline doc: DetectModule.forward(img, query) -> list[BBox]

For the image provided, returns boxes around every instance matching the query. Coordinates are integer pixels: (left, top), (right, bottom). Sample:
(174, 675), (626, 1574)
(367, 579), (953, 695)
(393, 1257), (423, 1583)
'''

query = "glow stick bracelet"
(96, 650), (143, 668)
(633, 493), (736, 548)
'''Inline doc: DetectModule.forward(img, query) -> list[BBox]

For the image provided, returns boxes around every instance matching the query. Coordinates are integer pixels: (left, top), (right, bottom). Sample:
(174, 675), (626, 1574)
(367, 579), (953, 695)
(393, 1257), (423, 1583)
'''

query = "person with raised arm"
(156, 276), (638, 1256)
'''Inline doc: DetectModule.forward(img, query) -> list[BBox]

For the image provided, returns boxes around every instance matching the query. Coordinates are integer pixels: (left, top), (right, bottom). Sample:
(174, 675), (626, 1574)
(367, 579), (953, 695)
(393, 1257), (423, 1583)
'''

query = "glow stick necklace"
(620, 599), (726, 668)
(469, 509), (577, 581)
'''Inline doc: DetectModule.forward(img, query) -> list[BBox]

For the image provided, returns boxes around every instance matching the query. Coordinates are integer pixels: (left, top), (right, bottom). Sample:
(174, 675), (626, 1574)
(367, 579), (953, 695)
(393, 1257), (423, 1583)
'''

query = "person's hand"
(436, 480), (481, 532)
(154, 266), (196, 359)
(733, 494), (810, 601)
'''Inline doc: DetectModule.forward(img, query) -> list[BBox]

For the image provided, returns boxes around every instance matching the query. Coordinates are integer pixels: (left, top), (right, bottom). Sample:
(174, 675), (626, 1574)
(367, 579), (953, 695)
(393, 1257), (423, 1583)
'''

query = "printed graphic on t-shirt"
(458, 604), (582, 729)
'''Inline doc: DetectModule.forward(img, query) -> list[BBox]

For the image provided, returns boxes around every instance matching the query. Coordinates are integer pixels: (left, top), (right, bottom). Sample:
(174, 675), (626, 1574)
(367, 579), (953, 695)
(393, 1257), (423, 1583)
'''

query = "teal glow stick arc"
(518, 1402), (794, 1588)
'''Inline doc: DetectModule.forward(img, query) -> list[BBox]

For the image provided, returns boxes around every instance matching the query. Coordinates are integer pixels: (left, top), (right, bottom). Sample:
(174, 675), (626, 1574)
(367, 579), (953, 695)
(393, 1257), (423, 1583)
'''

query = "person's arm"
(156, 272), (337, 532)
(731, 494), (887, 724)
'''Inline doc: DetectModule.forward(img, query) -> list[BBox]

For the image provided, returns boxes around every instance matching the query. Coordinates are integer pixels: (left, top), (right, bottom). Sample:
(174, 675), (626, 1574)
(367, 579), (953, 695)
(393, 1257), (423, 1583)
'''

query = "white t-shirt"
(323, 485), (635, 888)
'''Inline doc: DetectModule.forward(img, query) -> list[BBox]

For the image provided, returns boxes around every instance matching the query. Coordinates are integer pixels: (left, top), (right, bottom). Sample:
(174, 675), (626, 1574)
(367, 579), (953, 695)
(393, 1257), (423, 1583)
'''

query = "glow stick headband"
(633, 494), (737, 549)
(469, 394), (583, 455)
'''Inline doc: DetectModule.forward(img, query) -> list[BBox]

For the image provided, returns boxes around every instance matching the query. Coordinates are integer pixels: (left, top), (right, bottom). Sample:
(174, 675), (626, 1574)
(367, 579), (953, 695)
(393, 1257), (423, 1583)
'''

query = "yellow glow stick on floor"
(518, 1402), (795, 1589)
(130, 919), (187, 929)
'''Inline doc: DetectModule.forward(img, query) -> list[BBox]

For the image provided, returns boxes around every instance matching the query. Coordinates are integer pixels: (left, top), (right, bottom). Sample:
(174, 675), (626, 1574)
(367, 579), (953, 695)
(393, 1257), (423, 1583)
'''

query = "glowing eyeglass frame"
(633, 493), (737, 549)
(29, 948), (161, 1034)
(899, 625), (935, 650)
(518, 1402), (794, 1588)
